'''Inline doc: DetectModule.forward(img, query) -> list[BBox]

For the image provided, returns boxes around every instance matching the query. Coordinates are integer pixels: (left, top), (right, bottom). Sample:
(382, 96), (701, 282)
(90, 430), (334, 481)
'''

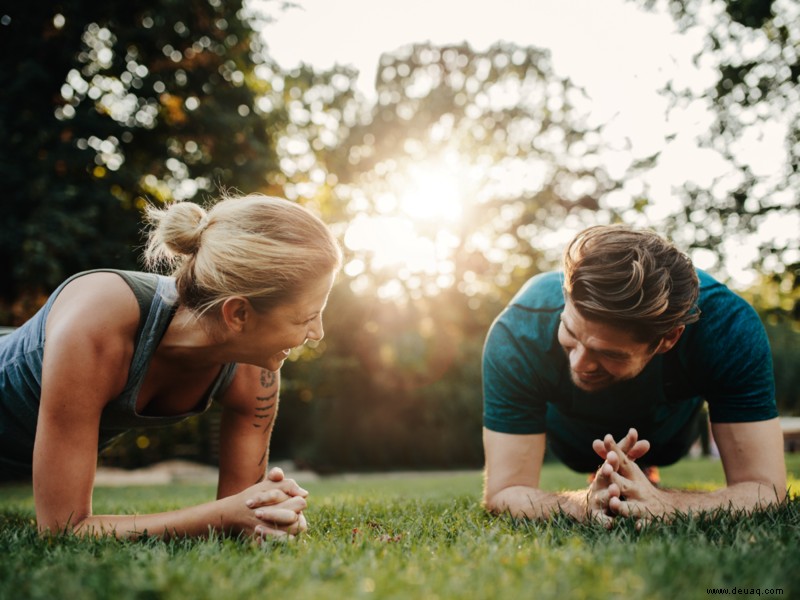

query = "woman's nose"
(306, 316), (324, 342)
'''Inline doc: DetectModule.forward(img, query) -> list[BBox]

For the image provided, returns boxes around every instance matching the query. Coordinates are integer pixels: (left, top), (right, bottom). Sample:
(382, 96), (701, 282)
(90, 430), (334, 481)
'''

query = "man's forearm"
(655, 481), (786, 515)
(485, 485), (590, 521)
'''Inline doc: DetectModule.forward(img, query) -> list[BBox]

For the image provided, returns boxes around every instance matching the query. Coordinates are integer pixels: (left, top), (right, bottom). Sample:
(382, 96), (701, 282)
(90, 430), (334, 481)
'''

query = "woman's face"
(242, 271), (336, 372)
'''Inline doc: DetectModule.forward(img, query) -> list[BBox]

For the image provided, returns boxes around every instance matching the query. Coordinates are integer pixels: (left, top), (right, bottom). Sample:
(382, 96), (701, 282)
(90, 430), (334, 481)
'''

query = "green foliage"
(0, 1), (279, 319)
(636, 0), (800, 295)
(327, 41), (618, 301)
(98, 406), (222, 469)
(1, 458), (800, 599)
(765, 321), (800, 414)
(4, 0), (800, 471)
(270, 41), (622, 470)
(275, 284), (491, 471)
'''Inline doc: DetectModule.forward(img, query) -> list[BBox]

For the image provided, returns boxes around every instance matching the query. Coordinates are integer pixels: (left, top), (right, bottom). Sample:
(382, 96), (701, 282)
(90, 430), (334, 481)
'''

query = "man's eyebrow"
(601, 348), (632, 359)
(560, 317), (575, 337)
(560, 315), (632, 359)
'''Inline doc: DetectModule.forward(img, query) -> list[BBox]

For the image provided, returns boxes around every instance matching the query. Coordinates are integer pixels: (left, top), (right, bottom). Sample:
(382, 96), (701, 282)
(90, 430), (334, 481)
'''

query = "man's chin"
(571, 372), (614, 392)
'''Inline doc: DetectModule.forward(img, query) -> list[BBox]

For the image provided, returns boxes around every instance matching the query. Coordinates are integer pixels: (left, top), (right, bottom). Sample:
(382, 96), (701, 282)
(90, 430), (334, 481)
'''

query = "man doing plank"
(482, 225), (786, 524)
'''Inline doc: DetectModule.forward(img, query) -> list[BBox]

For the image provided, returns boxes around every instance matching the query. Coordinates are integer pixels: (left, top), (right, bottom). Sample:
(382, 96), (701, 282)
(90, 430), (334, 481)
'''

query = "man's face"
(557, 300), (670, 392)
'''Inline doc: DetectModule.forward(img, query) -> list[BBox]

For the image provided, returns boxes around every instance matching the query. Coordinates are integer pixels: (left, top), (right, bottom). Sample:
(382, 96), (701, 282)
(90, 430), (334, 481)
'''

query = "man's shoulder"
(683, 269), (766, 355)
(695, 269), (754, 314)
(507, 271), (565, 314)
(696, 269), (726, 294)
(486, 271), (563, 350)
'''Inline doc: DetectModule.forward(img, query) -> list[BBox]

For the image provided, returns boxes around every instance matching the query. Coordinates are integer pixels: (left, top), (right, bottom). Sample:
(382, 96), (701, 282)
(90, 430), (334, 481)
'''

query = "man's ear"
(655, 325), (685, 354)
(220, 296), (251, 332)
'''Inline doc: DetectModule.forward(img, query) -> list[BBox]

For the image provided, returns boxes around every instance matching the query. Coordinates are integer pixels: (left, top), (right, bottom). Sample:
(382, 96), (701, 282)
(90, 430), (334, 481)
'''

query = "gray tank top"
(0, 269), (238, 478)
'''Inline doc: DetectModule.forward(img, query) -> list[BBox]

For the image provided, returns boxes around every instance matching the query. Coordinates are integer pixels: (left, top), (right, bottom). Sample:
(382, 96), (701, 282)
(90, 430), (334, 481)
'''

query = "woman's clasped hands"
(229, 467), (309, 542)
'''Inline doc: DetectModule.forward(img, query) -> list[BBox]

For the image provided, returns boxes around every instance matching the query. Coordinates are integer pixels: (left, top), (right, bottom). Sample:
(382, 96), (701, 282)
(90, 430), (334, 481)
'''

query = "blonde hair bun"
(146, 201), (209, 258)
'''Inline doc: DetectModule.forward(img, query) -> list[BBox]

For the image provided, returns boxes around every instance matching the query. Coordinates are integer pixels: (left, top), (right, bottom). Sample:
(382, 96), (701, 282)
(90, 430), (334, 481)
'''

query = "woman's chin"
(264, 350), (290, 372)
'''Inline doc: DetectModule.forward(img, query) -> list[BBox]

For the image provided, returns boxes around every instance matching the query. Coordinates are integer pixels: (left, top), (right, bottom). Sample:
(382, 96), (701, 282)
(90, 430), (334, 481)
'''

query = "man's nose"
(570, 344), (596, 372)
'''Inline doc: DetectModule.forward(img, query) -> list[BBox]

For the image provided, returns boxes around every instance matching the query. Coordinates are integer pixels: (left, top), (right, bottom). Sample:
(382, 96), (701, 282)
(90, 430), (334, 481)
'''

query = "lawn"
(1, 455), (799, 600)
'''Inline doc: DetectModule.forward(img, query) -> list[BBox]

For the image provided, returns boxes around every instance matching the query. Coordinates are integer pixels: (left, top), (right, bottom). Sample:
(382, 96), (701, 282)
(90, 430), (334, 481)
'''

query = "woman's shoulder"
(46, 271), (142, 342)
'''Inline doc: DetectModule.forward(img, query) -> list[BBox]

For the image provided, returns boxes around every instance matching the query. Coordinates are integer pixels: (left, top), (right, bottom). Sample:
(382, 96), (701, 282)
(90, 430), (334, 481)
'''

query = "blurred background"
(1, 0), (798, 472)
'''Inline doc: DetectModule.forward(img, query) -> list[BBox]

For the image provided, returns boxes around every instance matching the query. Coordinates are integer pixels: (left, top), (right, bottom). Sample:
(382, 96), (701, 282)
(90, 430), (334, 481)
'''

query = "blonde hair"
(563, 224), (700, 343)
(144, 194), (342, 316)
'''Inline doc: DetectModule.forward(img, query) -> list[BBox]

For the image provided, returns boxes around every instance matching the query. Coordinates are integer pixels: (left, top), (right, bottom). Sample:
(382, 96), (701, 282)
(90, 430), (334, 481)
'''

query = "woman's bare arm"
(34, 274), (304, 540)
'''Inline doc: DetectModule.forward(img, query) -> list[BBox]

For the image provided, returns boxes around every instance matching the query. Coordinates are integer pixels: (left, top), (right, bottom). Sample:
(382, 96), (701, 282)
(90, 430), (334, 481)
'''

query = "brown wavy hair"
(563, 225), (700, 344)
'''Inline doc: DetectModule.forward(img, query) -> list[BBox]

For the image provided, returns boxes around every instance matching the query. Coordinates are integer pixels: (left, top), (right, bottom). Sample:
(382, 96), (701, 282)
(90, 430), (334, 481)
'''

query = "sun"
(397, 165), (463, 223)
(343, 161), (468, 299)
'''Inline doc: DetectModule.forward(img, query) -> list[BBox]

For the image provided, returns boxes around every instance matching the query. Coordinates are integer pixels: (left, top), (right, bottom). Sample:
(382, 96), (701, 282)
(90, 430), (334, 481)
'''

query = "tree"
(0, 0), (279, 322)
(276, 42), (625, 469)
(633, 0), (799, 307)
(329, 42), (622, 305)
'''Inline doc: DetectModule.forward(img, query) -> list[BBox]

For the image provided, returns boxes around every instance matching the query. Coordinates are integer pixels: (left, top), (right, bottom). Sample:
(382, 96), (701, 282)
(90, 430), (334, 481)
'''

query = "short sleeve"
(482, 315), (548, 434)
(689, 281), (777, 423)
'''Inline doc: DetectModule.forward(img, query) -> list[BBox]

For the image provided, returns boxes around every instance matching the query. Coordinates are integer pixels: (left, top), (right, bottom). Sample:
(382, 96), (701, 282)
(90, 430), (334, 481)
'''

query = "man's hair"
(563, 224), (700, 344)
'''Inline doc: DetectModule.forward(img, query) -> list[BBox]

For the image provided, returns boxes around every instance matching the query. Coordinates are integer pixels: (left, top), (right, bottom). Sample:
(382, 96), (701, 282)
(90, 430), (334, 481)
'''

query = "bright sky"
(260, 0), (704, 155)
(256, 0), (789, 289)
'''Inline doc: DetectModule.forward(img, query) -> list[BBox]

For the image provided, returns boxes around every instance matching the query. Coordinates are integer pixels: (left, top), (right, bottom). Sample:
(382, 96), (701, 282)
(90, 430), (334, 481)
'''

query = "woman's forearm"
(44, 485), (307, 540)
(59, 496), (239, 540)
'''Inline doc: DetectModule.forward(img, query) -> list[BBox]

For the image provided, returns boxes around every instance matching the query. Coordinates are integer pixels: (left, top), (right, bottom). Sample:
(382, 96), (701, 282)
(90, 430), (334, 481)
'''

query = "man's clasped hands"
(586, 427), (674, 527)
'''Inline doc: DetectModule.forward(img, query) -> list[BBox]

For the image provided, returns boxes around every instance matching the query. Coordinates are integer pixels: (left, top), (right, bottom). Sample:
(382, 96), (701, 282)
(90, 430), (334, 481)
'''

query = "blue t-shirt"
(482, 270), (777, 449)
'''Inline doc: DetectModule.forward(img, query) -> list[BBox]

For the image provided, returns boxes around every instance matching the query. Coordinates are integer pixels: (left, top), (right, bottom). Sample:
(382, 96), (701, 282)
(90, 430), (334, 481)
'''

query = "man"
(482, 225), (786, 525)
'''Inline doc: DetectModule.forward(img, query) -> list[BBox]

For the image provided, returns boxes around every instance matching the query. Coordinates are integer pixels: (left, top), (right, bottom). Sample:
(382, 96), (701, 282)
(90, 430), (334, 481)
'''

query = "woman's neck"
(156, 307), (229, 369)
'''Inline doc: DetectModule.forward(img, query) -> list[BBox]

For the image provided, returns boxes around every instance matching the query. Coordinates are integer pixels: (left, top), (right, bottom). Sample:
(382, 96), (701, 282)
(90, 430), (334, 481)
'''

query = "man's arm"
(483, 428), (617, 523)
(605, 418), (786, 519)
(714, 418), (787, 503)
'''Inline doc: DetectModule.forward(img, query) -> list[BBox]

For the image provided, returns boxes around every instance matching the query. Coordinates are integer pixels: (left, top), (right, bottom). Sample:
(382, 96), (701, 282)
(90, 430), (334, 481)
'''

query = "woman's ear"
(220, 296), (251, 332)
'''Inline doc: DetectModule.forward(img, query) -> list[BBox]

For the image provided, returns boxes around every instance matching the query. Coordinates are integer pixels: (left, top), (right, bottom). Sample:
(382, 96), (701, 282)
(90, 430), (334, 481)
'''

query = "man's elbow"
(729, 476), (788, 506)
(754, 470), (788, 504)
(483, 484), (526, 516)
(482, 487), (507, 515)
(767, 480), (788, 504)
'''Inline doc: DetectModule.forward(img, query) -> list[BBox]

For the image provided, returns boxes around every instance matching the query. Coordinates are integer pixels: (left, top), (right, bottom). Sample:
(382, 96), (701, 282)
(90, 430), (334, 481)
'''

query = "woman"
(0, 194), (342, 540)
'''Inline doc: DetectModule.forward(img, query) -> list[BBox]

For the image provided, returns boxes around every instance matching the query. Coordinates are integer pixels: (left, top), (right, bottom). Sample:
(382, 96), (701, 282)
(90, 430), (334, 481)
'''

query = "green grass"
(2, 455), (799, 600)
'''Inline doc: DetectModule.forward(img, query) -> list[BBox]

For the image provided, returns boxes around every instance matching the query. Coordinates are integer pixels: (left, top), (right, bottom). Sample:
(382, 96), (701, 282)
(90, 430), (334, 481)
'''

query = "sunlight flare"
(398, 165), (463, 223)
(343, 160), (470, 299)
